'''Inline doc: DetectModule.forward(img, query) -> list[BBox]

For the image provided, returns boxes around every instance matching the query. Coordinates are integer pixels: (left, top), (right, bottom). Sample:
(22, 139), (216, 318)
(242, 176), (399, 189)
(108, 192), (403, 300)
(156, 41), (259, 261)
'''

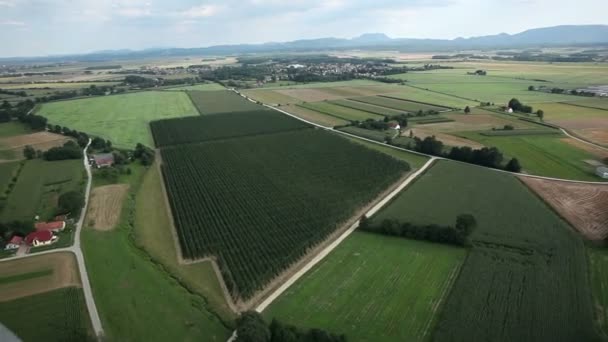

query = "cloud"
(1, 20), (25, 26)
(0, 0), (15, 7)
(178, 4), (221, 18)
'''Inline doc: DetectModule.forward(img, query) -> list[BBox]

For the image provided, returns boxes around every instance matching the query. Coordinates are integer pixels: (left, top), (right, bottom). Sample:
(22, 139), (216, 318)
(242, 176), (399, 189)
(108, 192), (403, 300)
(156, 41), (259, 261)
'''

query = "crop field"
(188, 90), (265, 114)
(0, 161), (19, 192)
(562, 98), (608, 110)
(521, 178), (608, 241)
(536, 102), (608, 121)
(0, 252), (80, 302)
(299, 102), (384, 121)
(159, 129), (410, 300)
(343, 136), (429, 168)
(281, 104), (349, 127)
(457, 132), (603, 181)
(38, 91), (198, 147)
(589, 248), (608, 337)
(0, 122), (32, 138)
(407, 128), (484, 149)
(351, 96), (443, 113)
(329, 99), (403, 116)
(0, 131), (72, 160)
(241, 89), (301, 105)
(86, 184), (129, 231)
(151, 110), (310, 147)
(0, 159), (84, 222)
(338, 126), (397, 142)
(421, 112), (535, 132)
(372, 160), (598, 341)
(265, 232), (466, 342)
(382, 86), (475, 108)
(0, 287), (93, 341)
(166, 83), (225, 91)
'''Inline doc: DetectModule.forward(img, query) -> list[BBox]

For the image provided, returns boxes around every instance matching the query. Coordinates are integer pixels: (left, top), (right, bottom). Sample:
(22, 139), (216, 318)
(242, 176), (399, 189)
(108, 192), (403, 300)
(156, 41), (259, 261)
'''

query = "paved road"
(0, 139), (104, 337)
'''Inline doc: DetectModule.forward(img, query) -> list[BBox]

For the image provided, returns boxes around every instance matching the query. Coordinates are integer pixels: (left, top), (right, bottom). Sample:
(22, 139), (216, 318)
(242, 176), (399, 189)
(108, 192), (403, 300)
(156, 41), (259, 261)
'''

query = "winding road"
(0, 139), (104, 337)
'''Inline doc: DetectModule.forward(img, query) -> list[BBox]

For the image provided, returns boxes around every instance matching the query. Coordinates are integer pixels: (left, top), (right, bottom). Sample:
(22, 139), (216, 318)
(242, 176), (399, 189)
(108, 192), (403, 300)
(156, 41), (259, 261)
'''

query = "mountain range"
(3, 25), (608, 62)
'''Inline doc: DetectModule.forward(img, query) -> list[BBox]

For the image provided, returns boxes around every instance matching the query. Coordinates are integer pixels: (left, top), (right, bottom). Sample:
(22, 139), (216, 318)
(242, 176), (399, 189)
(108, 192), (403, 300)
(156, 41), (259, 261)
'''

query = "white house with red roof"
(35, 221), (66, 232)
(25, 231), (58, 247)
(4, 236), (23, 250)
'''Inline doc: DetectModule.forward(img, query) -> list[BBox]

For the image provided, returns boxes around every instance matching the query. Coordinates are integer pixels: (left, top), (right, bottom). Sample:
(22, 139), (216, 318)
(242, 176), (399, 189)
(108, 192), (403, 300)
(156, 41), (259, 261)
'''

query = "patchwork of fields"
(372, 161), (598, 341)
(188, 90), (265, 114)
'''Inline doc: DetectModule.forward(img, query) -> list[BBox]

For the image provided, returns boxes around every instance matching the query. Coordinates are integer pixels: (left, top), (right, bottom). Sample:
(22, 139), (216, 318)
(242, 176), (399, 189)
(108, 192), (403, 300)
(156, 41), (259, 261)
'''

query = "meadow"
(0, 161), (19, 193)
(37, 91), (199, 148)
(0, 159), (84, 222)
(166, 83), (225, 91)
(384, 85), (475, 108)
(457, 132), (603, 181)
(0, 287), (92, 341)
(151, 110), (310, 147)
(338, 126), (397, 142)
(0, 121), (32, 138)
(188, 90), (265, 114)
(281, 104), (349, 127)
(351, 96), (443, 112)
(589, 248), (608, 337)
(372, 161), (598, 341)
(265, 232), (466, 342)
(82, 169), (230, 341)
(343, 136), (429, 168)
(299, 102), (384, 121)
(159, 129), (410, 300)
(329, 99), (403, 116)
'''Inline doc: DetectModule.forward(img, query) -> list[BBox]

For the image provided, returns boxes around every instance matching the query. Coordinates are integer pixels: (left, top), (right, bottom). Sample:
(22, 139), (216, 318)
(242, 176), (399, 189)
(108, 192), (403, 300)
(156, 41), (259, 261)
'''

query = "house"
(92, 153), (114, 168)
(506, 108), (514, 114)
(597, 166), (608, 179)
(388, 122), (401, 130)
(4, 236), (23, 250)
(25, 231), (58, 247)
(35, 221), (66, 232)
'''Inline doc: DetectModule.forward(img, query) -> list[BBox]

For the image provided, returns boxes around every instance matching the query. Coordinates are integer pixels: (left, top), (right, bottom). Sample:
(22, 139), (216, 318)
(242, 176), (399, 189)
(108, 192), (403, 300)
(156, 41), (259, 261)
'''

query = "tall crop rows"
(151, 110), (310, 147)
(160, 129), (410, 300)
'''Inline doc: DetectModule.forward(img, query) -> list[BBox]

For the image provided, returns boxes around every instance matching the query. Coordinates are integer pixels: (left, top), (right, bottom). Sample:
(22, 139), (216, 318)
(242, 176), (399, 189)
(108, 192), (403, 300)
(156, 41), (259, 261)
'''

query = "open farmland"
(0, 131), (72, 160)
(281, 104), (349, 127)
(151, 110), (310, 147)
(457, 132), (603, 181)
(241, 89), (301, 105)
(159, 129), (410, 301)
(329, 99), (403, 116)
(589, 248), (608, 337)
(86, 184), (129, 231)
(0, 252), (81, 302)
(299, 102), (384, 121)
(352, 96), (446, 112)
(37, 91), (198, 148)
(265, 232), (466, 342)
(166, 83), (225, 91)
(372, 161), (598, 342)
(0, 161), (19, 193)
(188, 90), (265, 114)
(520, 178), (608, 241)
(381, 85), (476, 108)
(338, 126), (398, 142)
(0, 287), (93, 341)
(0, 159), (84, 222)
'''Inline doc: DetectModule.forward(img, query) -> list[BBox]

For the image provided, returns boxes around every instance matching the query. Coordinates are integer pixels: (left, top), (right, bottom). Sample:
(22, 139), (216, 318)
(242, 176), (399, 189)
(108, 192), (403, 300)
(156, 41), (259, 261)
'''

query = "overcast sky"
(0, 0), (606, 57)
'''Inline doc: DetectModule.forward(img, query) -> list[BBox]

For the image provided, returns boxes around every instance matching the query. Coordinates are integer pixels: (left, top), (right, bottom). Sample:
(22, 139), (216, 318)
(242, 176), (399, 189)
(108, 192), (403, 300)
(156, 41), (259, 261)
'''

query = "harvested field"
(0, 252), (80, 302)
(423, 113), (534, 132)
(574, 128), (608, 146)
(276, 88), (344, 102)
(241, 89), (300, 105)
(282, 104), (349, 127)
(405, 128), (484, 149)
(561, 138), (608, 159)
(87, 184), (130, 231)
(520, 177), (608, 241)
(0, 131), (71, 155)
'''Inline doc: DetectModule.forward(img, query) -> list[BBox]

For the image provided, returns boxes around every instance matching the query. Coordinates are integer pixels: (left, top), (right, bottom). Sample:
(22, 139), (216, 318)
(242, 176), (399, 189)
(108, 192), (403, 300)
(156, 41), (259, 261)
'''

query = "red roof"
(25, 231), (53, 245)
(35, 221), (65, 231)
(388, 122), (399, 128)
(8, 236), (23, 245)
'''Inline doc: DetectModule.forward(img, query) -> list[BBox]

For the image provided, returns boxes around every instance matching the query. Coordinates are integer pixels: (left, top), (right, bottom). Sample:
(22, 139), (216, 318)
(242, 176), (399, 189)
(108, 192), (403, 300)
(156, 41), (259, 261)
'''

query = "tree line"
(236, 311), (347, 342)
(359, 214), (477, 247)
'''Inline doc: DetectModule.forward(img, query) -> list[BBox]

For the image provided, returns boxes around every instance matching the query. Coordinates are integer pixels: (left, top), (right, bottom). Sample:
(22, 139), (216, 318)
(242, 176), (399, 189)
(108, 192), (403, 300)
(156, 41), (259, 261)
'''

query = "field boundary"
(377, 94), (451, 110)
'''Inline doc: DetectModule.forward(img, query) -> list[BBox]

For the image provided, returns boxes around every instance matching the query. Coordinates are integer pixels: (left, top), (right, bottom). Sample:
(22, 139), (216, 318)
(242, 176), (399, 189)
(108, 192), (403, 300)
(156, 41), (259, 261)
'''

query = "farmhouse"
(388, 122), (401, 130)
(35, 221), (66, 232)
(92, 153), (114, 168)
(597, 166), (608, 179)
(25, 231), (58, 247)
(4, 236), (23, 250)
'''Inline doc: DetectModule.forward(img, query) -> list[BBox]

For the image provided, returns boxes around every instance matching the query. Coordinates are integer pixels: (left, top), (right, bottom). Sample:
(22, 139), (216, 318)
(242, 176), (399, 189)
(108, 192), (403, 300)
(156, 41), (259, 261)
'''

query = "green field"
(242, 89), (301, 105)
(282, 104), (349, 127)
(562, 97), (608, 110)
(82, 168), (230, 341)
(188, 90), (265, 114)
(351, 96), (442, 113)
(533, 101), (608, 121)
(589, 248), (608, 337)
(372, 160), (598, 341)
(265, 232), (466, 342)
(38, 91), (198, 148)
(344, 136), (429, 168)
(329, 99), (403, 116)
(299, 102), (385, 121)
(0, 287), (93, 341)
(0, 161), (19, 193)
(457, 132), (603, 181)
(1, 159), (84, 222)
(166, 83), (225, 91)
(0, 121), (32, 138)
(383, 85), (476, 108)
(338, 126), (397, 142)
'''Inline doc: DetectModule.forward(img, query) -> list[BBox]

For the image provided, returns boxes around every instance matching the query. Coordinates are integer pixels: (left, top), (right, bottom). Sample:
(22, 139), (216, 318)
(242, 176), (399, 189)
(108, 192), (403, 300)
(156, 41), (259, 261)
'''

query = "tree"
(505, 158), (522, 172)
(455, 214), (477, 237)
(23, 145), (36, 160)
(235, 311), (270, 342)
(528, 85), (535, 91)
(57, 191), (84, 216)
(464, 106), (471, 114)
(91, 137), (106, 150)
(536, 109), (544, 121)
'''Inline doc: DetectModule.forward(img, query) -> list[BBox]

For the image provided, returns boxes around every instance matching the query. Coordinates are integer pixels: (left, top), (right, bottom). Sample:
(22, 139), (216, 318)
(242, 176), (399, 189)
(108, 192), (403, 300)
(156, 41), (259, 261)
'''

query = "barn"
(35, 221), (66, 232)
(92, 153), (115, 168)
(25, 231), (58, 247)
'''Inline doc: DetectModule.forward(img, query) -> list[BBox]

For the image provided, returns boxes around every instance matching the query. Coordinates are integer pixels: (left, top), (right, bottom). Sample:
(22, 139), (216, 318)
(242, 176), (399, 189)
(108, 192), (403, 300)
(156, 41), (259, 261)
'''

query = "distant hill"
(3, 25), (608, 62)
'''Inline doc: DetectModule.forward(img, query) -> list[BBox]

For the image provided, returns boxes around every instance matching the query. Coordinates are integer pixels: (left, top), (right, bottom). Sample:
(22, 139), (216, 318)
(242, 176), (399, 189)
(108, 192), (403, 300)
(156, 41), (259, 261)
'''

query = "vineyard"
(150, 110), (311, 147)
(160, 129), (410, 300)
(0, 287), (92, 341)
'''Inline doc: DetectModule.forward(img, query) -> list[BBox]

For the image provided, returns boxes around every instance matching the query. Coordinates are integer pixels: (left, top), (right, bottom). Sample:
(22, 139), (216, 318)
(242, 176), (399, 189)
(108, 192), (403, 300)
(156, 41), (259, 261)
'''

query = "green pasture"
(299, 102), (384, 121)
(343, 136), (429, 168)
(589, 248), (608, 337)
(37, 91), (198, 148)
(188, 90), (266, 114)
(265, 232), (466, 342)
(165, 83), (225, 91)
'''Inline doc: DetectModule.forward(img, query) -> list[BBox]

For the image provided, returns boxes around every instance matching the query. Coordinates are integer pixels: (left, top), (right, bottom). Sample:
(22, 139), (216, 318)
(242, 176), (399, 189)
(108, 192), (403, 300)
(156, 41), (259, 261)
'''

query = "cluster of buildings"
(3, 217), (68, 251)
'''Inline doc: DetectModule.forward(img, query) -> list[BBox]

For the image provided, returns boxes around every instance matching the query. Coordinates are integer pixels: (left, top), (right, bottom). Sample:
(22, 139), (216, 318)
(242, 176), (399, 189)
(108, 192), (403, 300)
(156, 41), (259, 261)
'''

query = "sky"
(0, 0), (606, 57)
